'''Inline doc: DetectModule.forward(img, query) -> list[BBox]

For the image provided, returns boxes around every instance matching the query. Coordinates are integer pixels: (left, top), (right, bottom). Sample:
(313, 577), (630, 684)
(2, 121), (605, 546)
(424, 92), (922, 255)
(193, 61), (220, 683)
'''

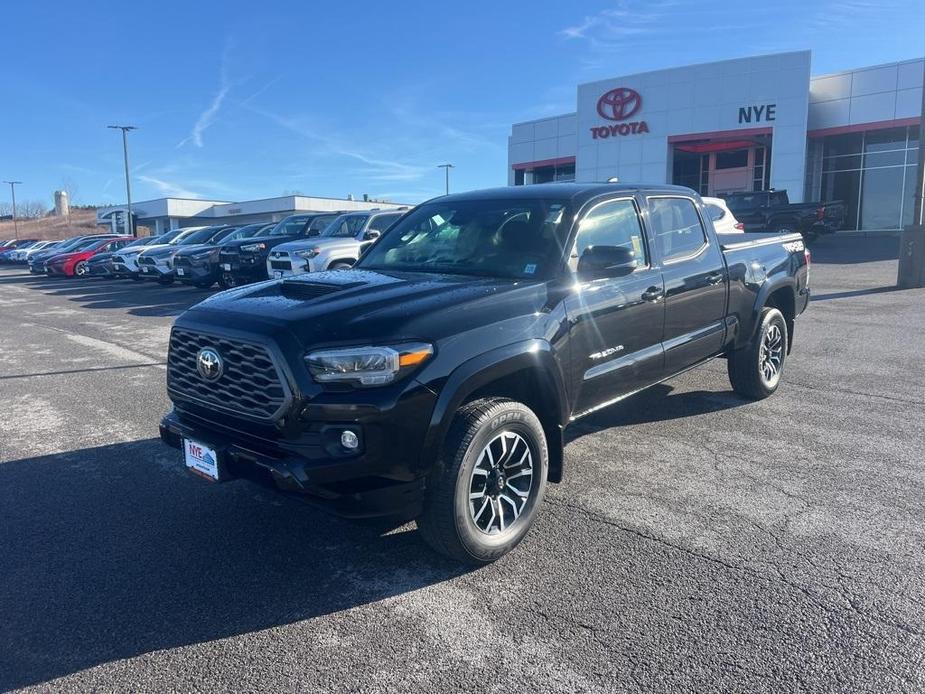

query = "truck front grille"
(138, 256), (156, 266)
(167, 328), (289, 421)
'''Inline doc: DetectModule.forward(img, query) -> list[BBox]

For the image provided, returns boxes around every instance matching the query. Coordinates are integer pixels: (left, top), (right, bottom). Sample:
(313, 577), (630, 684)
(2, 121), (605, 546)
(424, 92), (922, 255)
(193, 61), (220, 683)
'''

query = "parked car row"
(2, 207), (409, 288)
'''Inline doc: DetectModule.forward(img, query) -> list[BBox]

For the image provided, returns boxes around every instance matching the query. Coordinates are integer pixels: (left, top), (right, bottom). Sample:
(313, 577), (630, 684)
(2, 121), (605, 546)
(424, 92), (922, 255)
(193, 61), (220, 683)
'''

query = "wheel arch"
(744, 279), (796, 352)
(420, 340), (569, 483)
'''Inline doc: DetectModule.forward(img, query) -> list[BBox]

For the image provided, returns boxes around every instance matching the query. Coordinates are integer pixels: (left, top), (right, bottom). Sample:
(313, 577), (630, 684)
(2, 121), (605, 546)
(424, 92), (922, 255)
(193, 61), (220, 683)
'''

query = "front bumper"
(159, 396), (432, 517)
(219, 253), (267, 282)
(175, 261), (216, 283)
(46, 262), (70, 276)
(138, 262), (173, 279)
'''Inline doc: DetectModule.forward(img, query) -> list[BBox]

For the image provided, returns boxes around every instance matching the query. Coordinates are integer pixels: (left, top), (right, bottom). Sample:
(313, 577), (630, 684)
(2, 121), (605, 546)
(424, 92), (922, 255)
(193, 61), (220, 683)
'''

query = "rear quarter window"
(648, 197), (708, 261)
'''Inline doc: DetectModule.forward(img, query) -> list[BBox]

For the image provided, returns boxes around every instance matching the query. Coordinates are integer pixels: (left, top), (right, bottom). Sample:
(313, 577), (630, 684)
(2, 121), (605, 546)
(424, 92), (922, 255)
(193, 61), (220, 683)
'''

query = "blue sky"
(1, 0), (922, 207)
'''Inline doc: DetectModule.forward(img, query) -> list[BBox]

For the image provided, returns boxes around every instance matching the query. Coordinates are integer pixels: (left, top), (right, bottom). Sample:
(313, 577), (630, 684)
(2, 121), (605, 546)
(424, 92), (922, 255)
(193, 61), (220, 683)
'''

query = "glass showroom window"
(808, 126), (920, 230)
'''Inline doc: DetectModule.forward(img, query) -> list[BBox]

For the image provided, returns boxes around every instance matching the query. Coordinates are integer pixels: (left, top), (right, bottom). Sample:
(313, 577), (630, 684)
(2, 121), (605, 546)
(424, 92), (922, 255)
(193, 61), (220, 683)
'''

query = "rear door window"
(648, 197), (708, 262)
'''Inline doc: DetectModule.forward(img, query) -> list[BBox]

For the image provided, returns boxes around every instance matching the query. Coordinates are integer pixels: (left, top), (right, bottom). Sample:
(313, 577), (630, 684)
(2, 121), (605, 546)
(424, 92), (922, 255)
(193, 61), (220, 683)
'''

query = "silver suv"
(267, 209), (406, 278)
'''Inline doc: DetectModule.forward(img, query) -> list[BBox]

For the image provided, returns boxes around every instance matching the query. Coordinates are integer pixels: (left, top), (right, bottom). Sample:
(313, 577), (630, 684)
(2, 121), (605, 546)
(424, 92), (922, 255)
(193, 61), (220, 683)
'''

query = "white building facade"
(508, 51), (923, 231)
(97, 195), (407, 236)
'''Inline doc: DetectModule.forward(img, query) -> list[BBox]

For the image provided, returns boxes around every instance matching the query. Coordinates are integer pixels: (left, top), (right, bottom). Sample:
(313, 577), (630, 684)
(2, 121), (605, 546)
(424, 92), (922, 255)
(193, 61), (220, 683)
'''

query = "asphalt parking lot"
(1, 236), (923, 693)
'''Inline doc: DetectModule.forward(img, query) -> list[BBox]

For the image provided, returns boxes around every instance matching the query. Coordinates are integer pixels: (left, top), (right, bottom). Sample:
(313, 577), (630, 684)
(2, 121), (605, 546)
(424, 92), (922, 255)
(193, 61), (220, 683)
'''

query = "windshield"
(53, 237), (94, 252)
(67, 237), (109, 252)
(224, 224), (266, 242)
(171, 228), (213, 245)
(87, 238), (116, 250)
(323, 215), (368, 238)
(209, 227), (237, 243)
(358, 199), (570, 279)
(268, 217), (311, 236)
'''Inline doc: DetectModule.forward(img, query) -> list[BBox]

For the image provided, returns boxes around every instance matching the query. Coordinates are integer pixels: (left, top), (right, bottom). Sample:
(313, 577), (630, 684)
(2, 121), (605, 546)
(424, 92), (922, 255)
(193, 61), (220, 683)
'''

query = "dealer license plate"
(142, 266), (150, 273)
(222, 263), (232, 271)
(176, 268), (185, 276)
(273, 271), (283, 279)
(183, 438), (220, 481)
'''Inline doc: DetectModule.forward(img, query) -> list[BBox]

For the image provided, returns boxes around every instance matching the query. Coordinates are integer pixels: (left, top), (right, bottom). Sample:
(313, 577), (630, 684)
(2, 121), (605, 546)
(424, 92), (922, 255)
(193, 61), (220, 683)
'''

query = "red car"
(45, 236), (133, 277)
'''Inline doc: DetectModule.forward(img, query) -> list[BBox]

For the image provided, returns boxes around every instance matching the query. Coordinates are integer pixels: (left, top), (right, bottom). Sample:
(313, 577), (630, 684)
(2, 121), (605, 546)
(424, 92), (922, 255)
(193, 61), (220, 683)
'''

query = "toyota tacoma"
(160, 183), (810, 563)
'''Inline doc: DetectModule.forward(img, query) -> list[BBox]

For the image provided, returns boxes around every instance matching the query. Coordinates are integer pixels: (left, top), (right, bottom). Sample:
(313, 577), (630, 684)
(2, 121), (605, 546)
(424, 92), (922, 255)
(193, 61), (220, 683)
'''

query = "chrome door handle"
(705, 272), (724, 285)
(641, 287), (664, 302)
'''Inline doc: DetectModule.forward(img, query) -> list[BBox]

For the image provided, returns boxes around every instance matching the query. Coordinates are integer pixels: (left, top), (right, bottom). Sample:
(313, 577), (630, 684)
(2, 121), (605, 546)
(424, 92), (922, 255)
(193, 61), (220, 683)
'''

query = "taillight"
(816, 206), (825, 220)
(734, 222), (744, 231)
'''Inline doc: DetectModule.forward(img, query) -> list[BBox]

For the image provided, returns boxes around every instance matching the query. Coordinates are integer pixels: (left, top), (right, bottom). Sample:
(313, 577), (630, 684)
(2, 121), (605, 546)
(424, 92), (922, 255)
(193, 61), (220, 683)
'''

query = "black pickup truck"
(160, 183), (810, 563)
(721, 189), (845, 240)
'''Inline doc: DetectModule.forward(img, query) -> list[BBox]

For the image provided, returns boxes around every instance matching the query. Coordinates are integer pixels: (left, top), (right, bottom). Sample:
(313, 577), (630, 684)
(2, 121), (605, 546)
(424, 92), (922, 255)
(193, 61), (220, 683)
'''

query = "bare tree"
(18, 200), (49, 219)
(0, 202), (11, 217)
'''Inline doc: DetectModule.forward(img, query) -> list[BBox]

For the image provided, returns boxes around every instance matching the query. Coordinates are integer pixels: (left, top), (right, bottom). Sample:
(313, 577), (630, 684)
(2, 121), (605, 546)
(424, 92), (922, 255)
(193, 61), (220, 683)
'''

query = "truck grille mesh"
(167, 328), (288, 420)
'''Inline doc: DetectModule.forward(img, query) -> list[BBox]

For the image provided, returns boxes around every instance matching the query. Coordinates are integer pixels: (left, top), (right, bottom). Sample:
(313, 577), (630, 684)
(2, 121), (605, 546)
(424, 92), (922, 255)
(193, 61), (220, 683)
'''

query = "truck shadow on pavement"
(0, 438), (468, 691)
(565, 383), (747, 445)
(4, 272), (212, 317)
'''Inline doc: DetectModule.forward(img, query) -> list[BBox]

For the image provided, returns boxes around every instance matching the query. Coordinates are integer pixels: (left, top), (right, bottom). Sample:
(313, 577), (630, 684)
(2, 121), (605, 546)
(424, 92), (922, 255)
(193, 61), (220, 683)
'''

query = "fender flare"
(739, 276), (797, 349)
(418, 339), (570, 480)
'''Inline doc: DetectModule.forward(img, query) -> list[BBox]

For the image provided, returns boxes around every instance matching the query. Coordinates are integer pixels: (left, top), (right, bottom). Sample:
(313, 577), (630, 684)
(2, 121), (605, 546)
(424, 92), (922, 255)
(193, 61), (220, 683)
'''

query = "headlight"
(294, 248), (321, 259)
(240, 243), (266, 253)
(305, 343), (433, 386)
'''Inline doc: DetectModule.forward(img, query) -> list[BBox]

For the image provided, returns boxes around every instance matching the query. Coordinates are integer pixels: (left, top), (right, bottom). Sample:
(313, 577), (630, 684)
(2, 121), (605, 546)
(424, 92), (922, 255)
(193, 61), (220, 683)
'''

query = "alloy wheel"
(468, 431), (534, 535)
(760, 323), (784, 385)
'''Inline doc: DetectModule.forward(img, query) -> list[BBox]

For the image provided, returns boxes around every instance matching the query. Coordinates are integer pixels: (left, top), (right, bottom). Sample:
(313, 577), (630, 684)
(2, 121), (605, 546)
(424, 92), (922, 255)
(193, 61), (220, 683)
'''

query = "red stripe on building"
(511, 156), (576, 171)
(807, 117), (921, 138)
(667, 127), (772, 144)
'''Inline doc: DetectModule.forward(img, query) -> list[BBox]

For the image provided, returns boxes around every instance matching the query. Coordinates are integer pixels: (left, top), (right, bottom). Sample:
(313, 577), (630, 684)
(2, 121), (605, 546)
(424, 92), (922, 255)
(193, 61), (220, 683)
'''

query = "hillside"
(0, 209), (100, 241)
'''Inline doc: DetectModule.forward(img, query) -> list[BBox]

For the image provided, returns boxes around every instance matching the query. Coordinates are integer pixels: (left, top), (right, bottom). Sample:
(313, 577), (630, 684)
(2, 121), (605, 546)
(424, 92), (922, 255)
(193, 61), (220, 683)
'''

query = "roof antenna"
(607, 177), (619, 183)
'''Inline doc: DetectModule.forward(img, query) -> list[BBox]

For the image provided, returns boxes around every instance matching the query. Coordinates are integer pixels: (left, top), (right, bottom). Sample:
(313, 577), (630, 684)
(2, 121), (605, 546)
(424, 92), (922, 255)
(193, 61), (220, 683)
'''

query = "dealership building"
(508, 50), (923, 231)
(96, 194), (406, 236)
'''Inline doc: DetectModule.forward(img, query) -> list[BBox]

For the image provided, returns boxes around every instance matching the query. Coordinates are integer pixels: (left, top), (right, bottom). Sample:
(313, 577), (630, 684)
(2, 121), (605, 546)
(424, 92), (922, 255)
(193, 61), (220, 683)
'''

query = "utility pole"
(437, 163), (455, 195)
(3, 181), (22, 238)
(108, 125), (137, 236)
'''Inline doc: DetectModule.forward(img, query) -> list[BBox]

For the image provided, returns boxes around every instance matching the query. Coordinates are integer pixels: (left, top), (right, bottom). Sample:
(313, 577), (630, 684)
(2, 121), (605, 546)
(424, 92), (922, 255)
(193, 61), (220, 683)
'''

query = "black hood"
(179, 269), (549, 348)
(173, 243), (220, 257)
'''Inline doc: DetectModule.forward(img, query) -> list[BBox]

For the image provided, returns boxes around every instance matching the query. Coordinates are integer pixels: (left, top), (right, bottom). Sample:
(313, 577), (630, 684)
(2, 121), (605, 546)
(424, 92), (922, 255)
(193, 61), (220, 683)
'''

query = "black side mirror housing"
(363, 230), (381, 241)
(577, 245), (639, 279)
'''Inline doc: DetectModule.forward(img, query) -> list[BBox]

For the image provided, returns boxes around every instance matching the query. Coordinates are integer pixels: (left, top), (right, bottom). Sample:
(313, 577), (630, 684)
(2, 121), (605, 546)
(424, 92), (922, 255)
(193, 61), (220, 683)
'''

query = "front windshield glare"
(323, 215), (367, 238)
(269, 218), (310, 236)
(358, 199), (569, 279)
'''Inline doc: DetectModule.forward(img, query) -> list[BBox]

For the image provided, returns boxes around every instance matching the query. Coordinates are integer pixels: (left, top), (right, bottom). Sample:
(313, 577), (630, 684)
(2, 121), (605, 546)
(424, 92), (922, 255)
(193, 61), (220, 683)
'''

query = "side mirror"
(363, 230), (381, 241)
(577, 245), (639, 279)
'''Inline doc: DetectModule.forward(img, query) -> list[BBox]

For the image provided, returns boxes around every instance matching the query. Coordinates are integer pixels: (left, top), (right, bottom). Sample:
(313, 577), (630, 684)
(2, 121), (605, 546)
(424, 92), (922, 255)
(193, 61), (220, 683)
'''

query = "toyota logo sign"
(596, 87), (642, 121)
(196, 347), (224, 382)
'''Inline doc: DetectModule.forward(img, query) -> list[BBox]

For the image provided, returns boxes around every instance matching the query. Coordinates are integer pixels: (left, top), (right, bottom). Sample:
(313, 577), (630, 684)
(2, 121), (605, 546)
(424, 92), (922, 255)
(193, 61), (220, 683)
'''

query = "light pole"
(3, 181), (22, 238)
(108, 125), (137, 236)
(437, 163), (455, 195)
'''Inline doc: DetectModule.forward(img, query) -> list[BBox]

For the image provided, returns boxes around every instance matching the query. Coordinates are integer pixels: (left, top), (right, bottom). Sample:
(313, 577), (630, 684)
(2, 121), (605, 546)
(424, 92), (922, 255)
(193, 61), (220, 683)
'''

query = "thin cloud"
(178, 38), (234, 149)
(138, 175), (203, 199)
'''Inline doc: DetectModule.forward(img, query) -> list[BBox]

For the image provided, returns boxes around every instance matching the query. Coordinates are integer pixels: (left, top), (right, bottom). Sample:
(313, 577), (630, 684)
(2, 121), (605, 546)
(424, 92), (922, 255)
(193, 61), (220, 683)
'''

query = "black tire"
(417, 397), (548, 564)
(130, 273), (143, 281)
(194, 280), (214, 289)
(728, 307), (788, 400)
(157, 275), (174, 286)
(73, 261), (89, 277)
(219, 273), (236, 290)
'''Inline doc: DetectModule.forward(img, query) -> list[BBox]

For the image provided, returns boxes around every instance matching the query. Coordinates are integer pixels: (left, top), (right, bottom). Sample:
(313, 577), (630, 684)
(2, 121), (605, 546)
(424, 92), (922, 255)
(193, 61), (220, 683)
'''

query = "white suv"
(267, 209), (405, 278)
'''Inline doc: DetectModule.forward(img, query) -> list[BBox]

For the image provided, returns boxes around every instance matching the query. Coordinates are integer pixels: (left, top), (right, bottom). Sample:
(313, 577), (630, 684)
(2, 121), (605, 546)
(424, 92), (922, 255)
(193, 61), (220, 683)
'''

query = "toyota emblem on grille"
(196, 347), (224, 381)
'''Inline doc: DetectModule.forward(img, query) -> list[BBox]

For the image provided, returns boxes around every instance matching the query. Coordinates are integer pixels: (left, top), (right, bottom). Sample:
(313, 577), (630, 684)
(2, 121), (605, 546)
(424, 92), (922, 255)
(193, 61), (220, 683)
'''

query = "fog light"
(340, 430), (360, 450)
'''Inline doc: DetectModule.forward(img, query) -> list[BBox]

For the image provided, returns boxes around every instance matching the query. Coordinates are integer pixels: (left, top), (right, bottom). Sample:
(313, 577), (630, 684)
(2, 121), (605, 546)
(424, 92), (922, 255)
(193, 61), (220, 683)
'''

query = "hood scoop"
(279, 279), (366, 300)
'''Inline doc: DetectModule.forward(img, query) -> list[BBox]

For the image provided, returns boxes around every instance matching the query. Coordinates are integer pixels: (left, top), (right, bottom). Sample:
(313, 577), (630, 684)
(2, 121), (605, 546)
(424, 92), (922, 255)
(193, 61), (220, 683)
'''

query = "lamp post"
(437, 163), (455, 196)
(108, 125), (137, 236)
(3, 181), (21, 238)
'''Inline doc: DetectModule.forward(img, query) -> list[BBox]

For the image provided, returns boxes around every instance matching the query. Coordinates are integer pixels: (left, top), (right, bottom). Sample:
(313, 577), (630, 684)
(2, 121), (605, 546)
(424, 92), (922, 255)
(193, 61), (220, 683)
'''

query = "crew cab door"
(646, 195), (727, 374)
(564, 197), (665, 417)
